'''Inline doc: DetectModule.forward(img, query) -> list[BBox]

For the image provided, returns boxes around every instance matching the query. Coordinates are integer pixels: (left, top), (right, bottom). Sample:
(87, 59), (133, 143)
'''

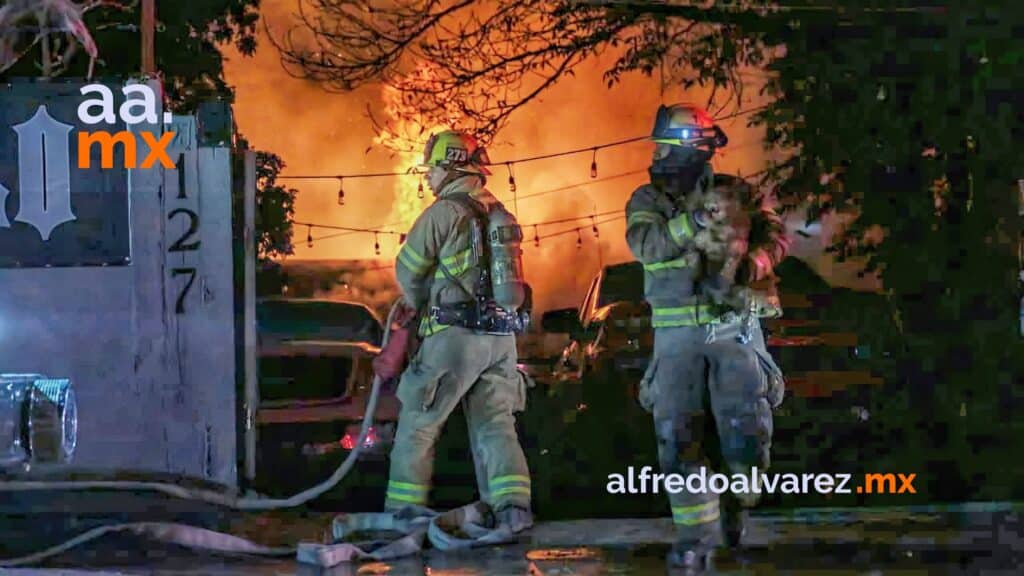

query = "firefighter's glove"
(392, 301), (420, 328)
(372, 302), (421, 383)
(739, 248), (774, 284)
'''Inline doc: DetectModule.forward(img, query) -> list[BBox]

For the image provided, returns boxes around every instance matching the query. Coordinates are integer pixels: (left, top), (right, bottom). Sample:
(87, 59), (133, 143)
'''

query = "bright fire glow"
(375, 63), (468, 235)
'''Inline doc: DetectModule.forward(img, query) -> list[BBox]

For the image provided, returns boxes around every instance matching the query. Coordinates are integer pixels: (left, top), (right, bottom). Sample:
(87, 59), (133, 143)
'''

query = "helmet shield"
(650, 104), (728, 149)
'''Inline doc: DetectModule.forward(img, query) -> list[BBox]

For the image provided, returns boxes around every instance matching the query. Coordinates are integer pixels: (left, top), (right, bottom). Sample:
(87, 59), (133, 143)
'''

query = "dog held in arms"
(686, 175), (786, 317)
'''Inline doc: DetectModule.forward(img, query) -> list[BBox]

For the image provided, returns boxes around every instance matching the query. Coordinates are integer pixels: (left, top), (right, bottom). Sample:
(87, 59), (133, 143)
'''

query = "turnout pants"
(385, 326), (531, 512)
(639, 318), (783, 548)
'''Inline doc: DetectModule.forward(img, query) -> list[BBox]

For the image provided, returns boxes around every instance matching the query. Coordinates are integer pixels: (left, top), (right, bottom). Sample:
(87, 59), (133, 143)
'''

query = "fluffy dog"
(683, 176), (783, 315)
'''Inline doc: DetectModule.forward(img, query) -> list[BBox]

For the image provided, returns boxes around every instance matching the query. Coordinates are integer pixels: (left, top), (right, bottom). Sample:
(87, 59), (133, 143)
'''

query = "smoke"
(224, 1), (784, 315)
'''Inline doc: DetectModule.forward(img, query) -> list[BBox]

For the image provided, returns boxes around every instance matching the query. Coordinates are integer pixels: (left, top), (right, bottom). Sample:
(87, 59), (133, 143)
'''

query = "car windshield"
(597, 262), (645, 308)
(257, 300), (383, 345)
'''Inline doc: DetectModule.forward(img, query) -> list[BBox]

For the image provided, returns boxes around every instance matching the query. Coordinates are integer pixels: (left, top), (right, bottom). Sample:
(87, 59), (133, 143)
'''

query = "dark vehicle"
(542, 259), (886, 400)
(253, 298), (399, 506)
(251, 298), (527, 512)
(538, 258), (901, 508)
(542, 260), (652, 384)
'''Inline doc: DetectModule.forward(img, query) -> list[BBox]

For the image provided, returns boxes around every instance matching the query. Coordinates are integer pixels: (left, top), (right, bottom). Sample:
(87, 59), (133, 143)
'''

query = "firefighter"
(625, 104), (788, 572)
(386, 130), (533, 534)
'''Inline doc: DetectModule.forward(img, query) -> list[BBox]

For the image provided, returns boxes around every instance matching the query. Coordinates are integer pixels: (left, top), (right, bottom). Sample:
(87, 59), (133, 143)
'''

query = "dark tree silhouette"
(271, 0), (774, 142)
(0, 0), (296, 260)
(0, 0), (260, 111)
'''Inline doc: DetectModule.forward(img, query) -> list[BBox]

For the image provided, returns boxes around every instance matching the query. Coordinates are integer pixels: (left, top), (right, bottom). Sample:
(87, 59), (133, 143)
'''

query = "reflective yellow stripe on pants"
(489, 474), (531, 500)
(672, 500), (720, 526)
(385, 480), (429, 506)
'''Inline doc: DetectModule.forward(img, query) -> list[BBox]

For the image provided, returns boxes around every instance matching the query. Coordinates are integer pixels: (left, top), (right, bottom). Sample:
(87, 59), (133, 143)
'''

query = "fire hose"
(0, 301), (400, 566)
(0, 299), (528, 567)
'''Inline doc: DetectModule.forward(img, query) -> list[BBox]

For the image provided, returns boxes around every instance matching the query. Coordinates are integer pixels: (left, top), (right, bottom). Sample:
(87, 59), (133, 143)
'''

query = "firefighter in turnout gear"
(387, 130), (533, 533)
(625, 104), (788, 572)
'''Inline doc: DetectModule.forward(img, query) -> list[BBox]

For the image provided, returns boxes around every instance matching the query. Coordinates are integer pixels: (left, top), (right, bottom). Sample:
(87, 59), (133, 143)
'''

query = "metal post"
(243, 151), (258, 480)
(141, 0), (155, 75)
(1018, 180), (1024, 336)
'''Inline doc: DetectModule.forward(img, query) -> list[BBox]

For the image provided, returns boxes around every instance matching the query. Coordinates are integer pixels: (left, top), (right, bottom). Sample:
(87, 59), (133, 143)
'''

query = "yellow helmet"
(650, 103), (728, 149)
(420, 130), (492, 175)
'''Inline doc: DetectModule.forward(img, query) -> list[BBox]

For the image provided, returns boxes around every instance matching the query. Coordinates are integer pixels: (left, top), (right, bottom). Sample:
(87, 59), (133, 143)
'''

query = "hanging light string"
(297, 162), (778, 246)
(294, 209), (624, 243)
(275, 136), (647, 182)
(293, 221), (406, 235)
(303, 213), (626, 253)
(273, 105), (766, 183)
(526, 214), (626, 248)
(509, 168), (647, 202)
(306, 167), (649, 245)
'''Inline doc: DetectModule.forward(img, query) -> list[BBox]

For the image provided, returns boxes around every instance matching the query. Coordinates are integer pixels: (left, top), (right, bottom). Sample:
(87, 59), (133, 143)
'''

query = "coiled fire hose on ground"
(0, 301), (405, 567)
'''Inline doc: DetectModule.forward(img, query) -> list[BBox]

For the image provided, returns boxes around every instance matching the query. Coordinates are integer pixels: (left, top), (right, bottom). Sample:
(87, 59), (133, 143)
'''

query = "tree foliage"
(272, 0), (775, 141)
(1, 0), (296, 263)
(253, 145), (298, 262)
(0, 0), (260, 111)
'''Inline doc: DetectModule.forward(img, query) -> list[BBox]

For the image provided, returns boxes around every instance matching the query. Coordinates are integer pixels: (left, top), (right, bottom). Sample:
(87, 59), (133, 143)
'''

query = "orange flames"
(224, 4), (786, 311)
(375, 63), (468, 234)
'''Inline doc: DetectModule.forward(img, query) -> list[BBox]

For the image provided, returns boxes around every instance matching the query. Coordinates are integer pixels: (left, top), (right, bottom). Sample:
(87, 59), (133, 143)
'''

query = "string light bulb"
(576, 228), (583, 249)
(417, 180), (424, 199)
(374, 233), (381, 256)
(400, 233), (407, 244)
(533, 225), (540, 248)
(507, 163), (517, 193)
(336, 177), (345, 206)
(590, 148), (598, 179)
(591, 215), (599, 238)
(307, 225), (313, 248)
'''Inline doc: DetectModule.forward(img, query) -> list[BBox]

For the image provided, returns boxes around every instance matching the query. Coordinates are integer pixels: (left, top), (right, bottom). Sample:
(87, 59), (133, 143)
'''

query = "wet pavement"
(5, 503), (1023, 574)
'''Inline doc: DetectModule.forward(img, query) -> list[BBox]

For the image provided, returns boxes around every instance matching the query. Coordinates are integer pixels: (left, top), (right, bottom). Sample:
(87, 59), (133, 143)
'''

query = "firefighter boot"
(496, 505), (533, 533)
(667, 543), (715, 574)
(721, 492), (747, 548)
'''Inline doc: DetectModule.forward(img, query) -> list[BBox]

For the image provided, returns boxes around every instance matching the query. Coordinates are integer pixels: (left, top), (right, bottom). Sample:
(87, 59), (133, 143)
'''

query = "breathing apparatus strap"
(444, 192), (493, 300)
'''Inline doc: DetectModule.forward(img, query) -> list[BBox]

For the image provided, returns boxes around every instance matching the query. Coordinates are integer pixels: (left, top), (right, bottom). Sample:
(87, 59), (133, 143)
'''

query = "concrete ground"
(3, 503), (1022, 575)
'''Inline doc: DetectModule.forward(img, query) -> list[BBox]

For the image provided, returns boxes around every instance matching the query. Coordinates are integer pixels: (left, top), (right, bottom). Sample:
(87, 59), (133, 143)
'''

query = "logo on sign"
(0, 82), (173, 242)
(76, 84), (176, 169)
(0, 106), (76, 240)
